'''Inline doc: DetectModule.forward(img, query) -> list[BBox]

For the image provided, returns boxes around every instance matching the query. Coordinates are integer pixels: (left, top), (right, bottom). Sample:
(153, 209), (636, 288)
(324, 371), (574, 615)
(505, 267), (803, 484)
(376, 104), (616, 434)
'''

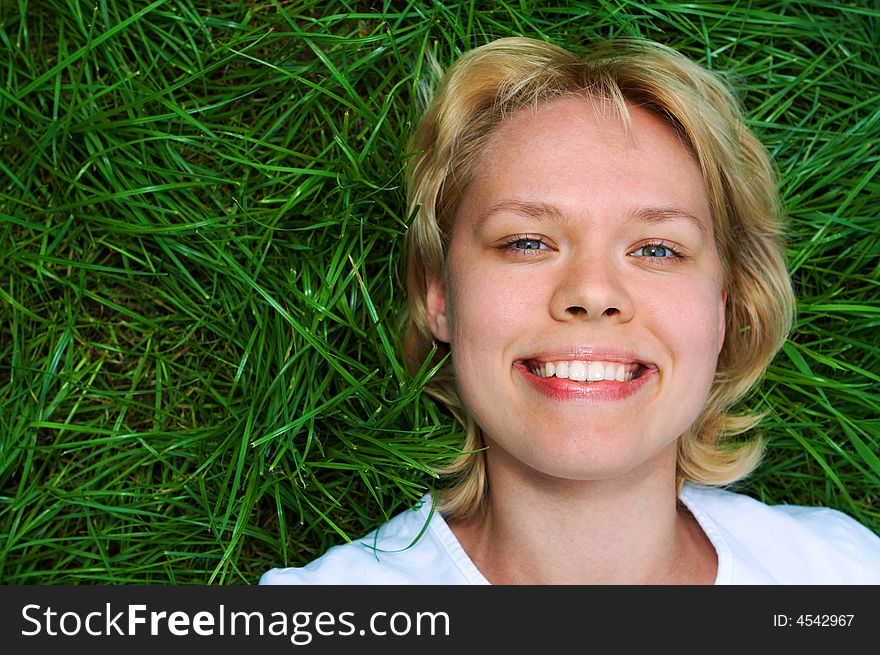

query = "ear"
(425, 272), (450, 343)
(717, 288), (728, 355)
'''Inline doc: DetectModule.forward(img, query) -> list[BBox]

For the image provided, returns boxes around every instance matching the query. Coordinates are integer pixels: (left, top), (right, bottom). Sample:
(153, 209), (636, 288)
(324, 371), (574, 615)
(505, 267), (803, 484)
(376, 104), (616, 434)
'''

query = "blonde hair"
(402, 37), (795, 518)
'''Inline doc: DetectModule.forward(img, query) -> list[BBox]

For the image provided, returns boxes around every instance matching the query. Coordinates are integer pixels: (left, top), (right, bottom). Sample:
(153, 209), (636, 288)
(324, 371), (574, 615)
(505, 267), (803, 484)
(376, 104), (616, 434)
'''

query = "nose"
(549, 253), (634, 322)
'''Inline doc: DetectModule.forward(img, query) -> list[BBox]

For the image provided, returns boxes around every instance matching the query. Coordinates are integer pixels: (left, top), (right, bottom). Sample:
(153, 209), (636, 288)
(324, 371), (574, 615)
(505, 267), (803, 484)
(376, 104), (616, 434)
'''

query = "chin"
(494, 438), (677, 486)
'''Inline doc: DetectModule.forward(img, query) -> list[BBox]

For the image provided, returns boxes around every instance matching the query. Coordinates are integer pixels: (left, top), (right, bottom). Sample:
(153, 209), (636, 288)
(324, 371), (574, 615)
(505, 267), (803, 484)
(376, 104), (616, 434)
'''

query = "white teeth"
(532, 360), (637, 382)
(568, 360), (587, 381)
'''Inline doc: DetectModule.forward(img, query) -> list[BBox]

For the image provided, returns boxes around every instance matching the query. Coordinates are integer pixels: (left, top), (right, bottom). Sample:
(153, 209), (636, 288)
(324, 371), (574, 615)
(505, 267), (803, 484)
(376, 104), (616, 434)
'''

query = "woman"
(261, 37), (880, 584)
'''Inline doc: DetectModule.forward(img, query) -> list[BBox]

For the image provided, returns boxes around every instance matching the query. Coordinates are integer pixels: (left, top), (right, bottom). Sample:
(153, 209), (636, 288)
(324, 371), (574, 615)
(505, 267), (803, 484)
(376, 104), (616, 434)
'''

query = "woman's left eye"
(630, 242), (682, 260)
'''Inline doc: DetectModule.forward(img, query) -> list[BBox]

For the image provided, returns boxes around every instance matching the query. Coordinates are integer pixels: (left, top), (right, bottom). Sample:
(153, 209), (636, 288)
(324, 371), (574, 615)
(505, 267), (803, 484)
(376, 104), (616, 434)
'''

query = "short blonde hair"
(403, 37), (795, 518)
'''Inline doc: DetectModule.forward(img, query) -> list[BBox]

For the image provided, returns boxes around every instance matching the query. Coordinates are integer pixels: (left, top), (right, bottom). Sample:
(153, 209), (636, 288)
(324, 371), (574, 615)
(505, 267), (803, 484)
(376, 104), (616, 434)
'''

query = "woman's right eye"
(511, 238), (544, 250)
(499, 235), (549, 252)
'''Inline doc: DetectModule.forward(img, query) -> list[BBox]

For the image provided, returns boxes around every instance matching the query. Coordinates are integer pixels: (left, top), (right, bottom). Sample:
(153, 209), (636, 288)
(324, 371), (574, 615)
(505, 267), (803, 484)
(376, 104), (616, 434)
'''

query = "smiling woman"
(425, 98), (726, 502)
(260, 37), (880, 585)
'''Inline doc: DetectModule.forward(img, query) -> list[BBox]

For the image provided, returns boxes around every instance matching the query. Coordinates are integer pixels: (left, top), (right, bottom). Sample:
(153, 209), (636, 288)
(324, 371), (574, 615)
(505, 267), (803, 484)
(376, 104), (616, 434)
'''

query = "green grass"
(1, 0), (877, 584)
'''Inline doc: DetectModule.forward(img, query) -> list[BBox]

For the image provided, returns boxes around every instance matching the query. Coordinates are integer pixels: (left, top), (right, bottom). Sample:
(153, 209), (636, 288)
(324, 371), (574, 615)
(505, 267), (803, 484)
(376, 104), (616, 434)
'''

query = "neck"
(447, 448), (716, 585)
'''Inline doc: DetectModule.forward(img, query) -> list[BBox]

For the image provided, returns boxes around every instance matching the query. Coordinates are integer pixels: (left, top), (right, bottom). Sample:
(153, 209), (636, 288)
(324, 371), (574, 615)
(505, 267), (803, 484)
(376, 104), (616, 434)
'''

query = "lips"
(526, 359), (643, 382)
(515, 353), (657, 401)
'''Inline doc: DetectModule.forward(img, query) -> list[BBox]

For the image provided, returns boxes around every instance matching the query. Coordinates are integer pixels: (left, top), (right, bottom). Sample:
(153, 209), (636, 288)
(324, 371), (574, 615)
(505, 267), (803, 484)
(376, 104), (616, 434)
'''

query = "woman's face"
(426, 97), (727, 483)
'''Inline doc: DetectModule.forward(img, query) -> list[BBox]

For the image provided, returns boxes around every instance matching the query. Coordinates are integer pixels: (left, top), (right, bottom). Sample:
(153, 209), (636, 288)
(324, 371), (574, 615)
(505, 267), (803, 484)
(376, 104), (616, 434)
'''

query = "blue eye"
(499, 236), (549, 253)
(630, 242), (681, 260)
(635, 244), (670, 257)
(512, 238), (544, 250)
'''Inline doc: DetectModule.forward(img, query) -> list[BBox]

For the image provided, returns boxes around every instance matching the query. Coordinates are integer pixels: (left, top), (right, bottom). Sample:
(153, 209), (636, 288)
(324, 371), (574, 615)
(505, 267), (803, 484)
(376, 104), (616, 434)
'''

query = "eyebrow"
(476, 200), (708, 237)
(475, 200), (568, 227)
(630, 206), (709, 237)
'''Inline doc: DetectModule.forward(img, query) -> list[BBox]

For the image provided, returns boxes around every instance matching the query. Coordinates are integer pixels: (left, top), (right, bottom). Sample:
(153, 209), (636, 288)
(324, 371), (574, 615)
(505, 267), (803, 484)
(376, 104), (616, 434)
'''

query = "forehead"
(457, 96), (711, 230)
(484, 95), (692, 165)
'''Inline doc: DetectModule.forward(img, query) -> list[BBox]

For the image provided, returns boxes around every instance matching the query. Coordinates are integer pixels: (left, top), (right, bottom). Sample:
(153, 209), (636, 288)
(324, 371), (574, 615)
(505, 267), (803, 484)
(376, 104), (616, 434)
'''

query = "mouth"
(521, 358), (654, 383)
(515, 356), (656, 402)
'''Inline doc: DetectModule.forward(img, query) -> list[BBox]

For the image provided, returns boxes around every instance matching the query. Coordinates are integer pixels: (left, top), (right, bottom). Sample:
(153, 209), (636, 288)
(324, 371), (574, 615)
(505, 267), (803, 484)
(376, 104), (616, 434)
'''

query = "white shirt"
(259, 483), (880, 584)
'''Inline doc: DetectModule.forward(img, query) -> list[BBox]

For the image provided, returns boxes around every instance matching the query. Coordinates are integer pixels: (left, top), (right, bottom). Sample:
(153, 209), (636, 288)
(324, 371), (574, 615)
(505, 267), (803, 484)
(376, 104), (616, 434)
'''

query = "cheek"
(642, 278), (725, 362)
(445, 259), (535, 346)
